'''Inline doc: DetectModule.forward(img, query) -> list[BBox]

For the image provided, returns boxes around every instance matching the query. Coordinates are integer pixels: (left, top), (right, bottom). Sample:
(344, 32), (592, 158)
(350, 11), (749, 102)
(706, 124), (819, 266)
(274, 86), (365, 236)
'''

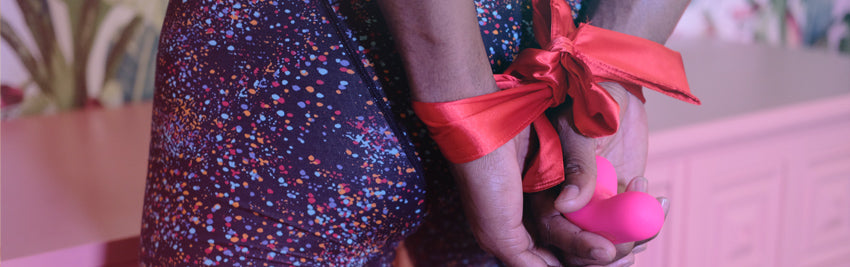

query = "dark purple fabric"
(141, 0), (578, 265)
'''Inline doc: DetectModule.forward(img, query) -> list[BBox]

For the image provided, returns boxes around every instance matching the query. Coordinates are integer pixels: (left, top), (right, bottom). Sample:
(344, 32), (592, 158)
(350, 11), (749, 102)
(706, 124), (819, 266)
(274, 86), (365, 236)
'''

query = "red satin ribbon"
(412, 0), (701, 192)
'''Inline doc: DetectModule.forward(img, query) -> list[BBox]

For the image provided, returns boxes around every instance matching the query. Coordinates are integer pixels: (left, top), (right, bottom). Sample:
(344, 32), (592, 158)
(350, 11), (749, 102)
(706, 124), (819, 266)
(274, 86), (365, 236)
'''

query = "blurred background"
(1, 0), (849, 266)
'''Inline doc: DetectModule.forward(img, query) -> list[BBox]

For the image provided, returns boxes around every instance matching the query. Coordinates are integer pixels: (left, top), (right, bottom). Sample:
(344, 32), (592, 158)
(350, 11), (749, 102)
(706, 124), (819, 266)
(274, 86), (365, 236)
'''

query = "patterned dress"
(140, 0), (581, 265)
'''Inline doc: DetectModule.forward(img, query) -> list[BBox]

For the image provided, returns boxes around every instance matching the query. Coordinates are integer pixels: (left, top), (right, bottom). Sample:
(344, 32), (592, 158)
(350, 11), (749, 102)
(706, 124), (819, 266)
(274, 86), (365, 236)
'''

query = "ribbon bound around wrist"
(411, 0), (700, 192)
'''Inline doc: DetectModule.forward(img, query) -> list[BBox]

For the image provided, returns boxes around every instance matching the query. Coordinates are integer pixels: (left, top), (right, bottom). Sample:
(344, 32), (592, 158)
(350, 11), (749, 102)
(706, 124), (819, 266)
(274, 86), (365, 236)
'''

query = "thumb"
(553, 121), (598, 214)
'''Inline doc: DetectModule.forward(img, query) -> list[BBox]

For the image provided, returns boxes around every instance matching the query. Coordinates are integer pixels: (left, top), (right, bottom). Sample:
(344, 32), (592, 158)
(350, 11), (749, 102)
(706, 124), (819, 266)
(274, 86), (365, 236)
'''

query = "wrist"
(450, 129), (529, 183)
(553, 81), (635, 131)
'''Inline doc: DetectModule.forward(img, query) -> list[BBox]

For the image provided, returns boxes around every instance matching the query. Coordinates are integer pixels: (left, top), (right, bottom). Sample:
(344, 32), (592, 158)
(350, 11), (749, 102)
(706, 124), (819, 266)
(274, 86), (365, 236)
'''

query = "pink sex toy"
(563, 156), (665, 244)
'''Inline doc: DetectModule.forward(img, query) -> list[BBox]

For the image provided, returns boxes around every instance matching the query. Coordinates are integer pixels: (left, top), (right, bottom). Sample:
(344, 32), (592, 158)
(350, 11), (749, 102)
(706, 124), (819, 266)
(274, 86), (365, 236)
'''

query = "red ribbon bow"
(412, 0), (700, 192)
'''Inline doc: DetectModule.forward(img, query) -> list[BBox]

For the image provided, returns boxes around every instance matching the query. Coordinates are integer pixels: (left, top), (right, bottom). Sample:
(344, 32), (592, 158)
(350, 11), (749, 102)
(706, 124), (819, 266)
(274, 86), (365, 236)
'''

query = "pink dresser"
(637, 95), (850, 267)
(634, 39), (850, 267)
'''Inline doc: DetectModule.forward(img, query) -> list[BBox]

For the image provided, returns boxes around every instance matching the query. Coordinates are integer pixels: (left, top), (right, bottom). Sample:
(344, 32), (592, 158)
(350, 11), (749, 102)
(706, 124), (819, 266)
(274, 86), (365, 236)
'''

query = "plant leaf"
(15, 0), (57, 70)
(103, 15), (143, 85)
(69, 0), (103, 108)
(1, 18), (52, 95)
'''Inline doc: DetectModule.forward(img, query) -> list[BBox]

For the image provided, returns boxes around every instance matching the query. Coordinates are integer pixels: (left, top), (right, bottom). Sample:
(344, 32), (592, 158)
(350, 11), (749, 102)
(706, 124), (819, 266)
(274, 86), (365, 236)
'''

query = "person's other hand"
(452, 127), (561, 266)
(527, 176), (670, 266)
(543, 81), (662, 265)
(552, 81), (649, 213)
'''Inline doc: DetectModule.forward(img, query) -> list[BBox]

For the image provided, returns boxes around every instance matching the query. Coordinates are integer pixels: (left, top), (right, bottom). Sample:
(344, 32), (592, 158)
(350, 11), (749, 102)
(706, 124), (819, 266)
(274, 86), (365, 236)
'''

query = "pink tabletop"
(1, 102), (153, 261)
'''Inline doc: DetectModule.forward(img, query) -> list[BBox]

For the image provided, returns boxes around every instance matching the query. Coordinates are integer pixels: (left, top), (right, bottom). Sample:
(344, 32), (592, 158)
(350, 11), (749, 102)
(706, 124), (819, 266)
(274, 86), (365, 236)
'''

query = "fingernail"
(633, 244), (647, 254)
(562, 184), (580, 201)
(634, 177), (648, 192)
(660, 198), (670, 214)
(591, 248), (607, 261)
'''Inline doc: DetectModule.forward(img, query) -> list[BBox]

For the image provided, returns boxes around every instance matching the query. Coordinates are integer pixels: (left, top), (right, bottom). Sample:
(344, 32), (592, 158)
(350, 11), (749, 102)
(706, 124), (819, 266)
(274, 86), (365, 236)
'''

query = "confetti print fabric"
(141, 0), (581, 266)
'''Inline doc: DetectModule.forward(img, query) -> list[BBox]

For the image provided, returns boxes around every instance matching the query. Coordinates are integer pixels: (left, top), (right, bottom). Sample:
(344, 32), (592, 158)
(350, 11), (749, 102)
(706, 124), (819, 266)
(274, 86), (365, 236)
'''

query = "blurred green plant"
(842, 13), (850, 53)
(1, 0), (142, 113)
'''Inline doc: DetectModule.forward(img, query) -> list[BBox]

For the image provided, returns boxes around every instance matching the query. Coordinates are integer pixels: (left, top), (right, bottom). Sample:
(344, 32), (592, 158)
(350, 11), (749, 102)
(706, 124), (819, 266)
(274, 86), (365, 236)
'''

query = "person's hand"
(553, 81), (649, 212)
(543, 81), (663, 265)
(452, 127), (562, 266)
(526, 176), (668, 266)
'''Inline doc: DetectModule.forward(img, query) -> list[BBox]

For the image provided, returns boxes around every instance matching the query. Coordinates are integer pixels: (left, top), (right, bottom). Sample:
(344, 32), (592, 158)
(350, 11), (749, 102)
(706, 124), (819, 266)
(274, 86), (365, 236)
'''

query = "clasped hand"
(452, 82), (667, 266)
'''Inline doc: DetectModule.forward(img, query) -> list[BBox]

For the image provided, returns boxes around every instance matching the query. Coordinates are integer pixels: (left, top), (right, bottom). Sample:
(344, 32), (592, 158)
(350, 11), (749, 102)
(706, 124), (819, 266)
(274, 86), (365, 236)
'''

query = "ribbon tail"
(522, 115), (566, 192)
(569, 82), (621, 138)
(573, 24), (701, 105)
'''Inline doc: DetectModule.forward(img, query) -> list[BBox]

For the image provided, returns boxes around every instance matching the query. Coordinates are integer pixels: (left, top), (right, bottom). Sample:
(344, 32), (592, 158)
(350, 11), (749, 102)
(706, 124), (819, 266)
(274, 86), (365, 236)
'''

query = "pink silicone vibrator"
(563, 156), (665, 244)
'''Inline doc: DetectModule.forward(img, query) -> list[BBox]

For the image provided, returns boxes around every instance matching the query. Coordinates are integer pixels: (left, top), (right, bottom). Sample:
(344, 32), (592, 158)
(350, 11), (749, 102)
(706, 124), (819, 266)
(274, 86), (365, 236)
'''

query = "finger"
(624, 176), (648, 193)
(607, 252), (636, 267)
(529, 191), (618, 266)
(484, 221), (558, 267)
(584, 253), (636, 267)
(524, 229), (563, 267)
(503, 249), (558, 267)
(632, 243), (647, 254)
(635, 197), (670, 246)
(554, 123), (598, 213)
(540, 214), (618, 266)
(612, 241), (635, 262)
(481, 220), (558, 267)
(530, 247), (564, 267)
(571, 231), (618, 265)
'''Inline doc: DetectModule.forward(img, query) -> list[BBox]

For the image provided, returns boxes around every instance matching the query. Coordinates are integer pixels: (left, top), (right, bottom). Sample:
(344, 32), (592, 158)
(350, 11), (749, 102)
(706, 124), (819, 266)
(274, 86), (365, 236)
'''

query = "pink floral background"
(671, 0), (850, 52)
(1, 0), (849, 119)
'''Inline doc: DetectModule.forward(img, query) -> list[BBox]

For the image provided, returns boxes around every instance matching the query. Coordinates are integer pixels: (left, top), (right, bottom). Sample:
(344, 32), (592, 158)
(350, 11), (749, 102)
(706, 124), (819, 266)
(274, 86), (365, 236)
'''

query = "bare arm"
(377, 0), (498, 102)
(583, 0), (690, 44)
(377, 1), (556, 266)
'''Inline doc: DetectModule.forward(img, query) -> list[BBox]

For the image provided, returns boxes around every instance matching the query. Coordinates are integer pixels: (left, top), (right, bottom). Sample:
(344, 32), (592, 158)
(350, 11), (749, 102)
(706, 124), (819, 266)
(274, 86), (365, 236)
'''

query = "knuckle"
(568, 257), (586, 266)
(563, 158), (589, 177)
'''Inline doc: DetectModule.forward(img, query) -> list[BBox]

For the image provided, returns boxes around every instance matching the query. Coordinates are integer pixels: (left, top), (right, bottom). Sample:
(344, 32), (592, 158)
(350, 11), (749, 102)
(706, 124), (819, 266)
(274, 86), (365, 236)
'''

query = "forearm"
(378, 0), (527, 184)
(378, 3), (551, 264)
(377, 0), (497, 102)
(583, 0), (690, 44)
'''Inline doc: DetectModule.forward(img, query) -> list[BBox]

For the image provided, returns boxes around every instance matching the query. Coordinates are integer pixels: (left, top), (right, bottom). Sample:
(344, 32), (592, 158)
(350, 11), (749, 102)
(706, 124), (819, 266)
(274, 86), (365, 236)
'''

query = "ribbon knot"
(546, 36), (576, 53)
(412, 0), (700, 192)
(551, 39), (594, 104)
(557, 50), (593, 106)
